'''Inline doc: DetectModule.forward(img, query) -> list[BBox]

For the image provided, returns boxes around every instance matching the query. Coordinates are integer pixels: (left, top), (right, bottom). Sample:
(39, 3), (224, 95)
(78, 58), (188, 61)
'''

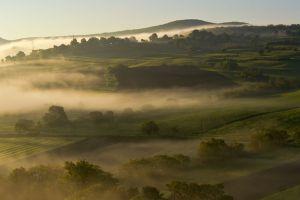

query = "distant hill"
(99, 19), (214, 37)
(97, 19), (247, 37)
(0, 19), (247, 43)
(0, 38), (9, 45)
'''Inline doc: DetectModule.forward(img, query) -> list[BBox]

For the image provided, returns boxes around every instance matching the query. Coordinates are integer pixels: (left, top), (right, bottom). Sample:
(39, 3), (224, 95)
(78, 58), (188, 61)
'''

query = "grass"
(262, 185), (300, 200)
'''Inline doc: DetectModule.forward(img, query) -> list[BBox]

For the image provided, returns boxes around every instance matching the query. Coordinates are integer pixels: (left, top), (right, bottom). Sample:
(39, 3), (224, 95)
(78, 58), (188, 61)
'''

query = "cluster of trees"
(212, 24), (300, 37)
(250, 128), (296, 151)
(9, 24), (299, 61)
(15, 105), (118, 134)
(0, 160), (233, 200)
(5, 51), (26, 62)
(15, 105), (174, 137)
(198, 139), (245, 163)
(121, 139), (246, 179)
(15, 106), (70, 134)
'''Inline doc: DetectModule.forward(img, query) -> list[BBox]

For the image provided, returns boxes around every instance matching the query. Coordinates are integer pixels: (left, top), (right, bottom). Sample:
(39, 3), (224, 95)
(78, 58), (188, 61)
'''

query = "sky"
(0, 0), (300, 40)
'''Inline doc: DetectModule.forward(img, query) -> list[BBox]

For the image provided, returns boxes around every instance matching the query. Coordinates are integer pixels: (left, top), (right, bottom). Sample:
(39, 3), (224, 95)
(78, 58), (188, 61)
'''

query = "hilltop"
(98, 19), (246, 37)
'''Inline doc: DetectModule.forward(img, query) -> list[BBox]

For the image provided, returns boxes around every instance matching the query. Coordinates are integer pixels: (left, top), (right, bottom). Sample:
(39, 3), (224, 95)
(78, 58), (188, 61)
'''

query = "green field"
(262, 185), (300, 200)
(0, 137), (83, 165)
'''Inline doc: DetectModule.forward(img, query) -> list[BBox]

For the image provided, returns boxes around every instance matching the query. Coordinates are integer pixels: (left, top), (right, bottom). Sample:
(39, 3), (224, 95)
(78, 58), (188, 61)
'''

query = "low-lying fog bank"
(0, 83), (219, 114)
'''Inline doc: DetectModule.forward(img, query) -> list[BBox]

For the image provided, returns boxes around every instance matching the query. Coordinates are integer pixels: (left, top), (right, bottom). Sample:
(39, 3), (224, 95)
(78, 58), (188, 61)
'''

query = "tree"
(142, 121), (159, 135)
(42, 105), (70, 127)
(5, 55), (13, 62)
(64, 160), (118, 188)
(70, 38), (79, 46)
(16, 51), (26, 60)
(15, 119), (35, 133)
(81, 38), (87, 44)
(149, 33), (159, 42)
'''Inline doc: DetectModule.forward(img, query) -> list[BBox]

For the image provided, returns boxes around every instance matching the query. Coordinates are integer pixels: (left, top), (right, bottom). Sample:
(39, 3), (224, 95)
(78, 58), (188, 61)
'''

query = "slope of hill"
(111, 65), (236, 89)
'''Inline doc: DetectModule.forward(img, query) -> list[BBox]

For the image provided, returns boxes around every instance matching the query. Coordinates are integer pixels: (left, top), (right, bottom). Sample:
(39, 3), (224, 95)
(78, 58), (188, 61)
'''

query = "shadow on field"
(224, 159), (300, 200)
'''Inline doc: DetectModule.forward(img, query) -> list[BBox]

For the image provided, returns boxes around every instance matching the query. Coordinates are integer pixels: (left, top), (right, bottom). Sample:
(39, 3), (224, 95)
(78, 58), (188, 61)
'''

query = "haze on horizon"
(0, 0), (300, 40)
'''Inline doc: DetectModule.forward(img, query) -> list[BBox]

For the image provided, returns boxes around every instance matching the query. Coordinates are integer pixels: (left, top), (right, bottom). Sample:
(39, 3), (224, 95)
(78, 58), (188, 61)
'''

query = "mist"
(0, 72), (219, 114)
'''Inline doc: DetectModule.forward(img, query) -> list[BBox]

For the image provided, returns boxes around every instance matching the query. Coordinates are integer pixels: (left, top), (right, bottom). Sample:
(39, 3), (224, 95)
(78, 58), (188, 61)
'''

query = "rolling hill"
(99, 19), (233, 37)
(0, 37), (8, 45)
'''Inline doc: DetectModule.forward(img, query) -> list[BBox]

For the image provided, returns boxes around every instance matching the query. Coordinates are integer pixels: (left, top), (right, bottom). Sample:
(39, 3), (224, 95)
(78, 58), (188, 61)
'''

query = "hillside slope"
(111, 65), (236, 89)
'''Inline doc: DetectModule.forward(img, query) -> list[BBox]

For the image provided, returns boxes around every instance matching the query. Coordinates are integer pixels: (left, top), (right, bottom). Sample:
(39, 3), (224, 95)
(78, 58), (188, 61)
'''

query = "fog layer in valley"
(0, 70), (218, 114)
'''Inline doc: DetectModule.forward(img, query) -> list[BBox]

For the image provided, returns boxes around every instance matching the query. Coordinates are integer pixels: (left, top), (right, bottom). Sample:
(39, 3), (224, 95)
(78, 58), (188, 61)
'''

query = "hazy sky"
(0, 0), (299, 39)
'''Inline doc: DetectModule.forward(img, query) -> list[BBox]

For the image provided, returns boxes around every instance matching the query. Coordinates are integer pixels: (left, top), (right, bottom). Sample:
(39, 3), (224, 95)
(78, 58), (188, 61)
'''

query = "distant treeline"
(6, 24), (300, 61)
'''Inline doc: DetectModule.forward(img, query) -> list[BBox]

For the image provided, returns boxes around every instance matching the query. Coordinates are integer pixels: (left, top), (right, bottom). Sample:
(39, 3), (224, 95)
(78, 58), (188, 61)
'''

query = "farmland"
(0, 137), (83, 166)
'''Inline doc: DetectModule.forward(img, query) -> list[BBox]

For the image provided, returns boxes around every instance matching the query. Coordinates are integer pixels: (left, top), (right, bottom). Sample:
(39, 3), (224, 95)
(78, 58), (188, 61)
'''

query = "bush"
(250, 129), (290, 151)
(141, 121), (159, 135)
(198, 138), (245, 162)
